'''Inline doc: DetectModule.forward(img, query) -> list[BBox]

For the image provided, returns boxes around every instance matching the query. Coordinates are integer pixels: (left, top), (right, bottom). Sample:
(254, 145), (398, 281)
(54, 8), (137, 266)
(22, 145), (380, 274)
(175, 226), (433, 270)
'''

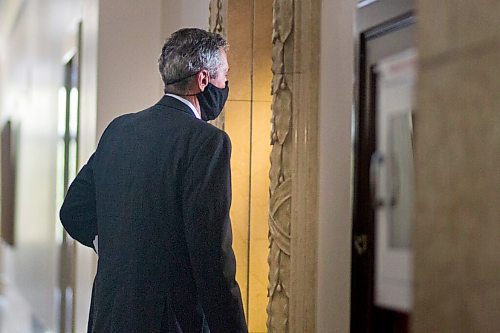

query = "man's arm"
(60, 154), (98, 250)
(182, 131), (247, 333)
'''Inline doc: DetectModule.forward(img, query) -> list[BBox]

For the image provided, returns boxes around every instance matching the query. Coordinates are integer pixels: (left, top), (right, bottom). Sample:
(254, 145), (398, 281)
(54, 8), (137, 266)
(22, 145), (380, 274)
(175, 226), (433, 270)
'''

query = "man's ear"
(196, 70), (210, 91)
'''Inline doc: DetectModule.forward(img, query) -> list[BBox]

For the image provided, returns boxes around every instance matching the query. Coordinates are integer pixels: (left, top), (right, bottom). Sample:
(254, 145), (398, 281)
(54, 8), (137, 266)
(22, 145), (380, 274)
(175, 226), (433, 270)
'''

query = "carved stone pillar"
(269, 0), (320, 332)
(267, 0), (294, 331)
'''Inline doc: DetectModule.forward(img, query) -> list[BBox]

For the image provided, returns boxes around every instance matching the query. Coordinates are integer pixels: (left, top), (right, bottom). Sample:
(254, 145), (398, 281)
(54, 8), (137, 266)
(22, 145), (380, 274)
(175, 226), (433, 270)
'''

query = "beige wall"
(316, 0), (355, 332)
(413, 0), (500, 332)
(95, 0), (163, 138)
(161, 0), (211, 40)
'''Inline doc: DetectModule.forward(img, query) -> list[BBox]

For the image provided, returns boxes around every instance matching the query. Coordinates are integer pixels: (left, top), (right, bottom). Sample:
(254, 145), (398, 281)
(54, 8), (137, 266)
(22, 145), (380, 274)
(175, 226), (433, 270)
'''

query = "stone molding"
(267, 0), (294, 331)
(287, 0), (319, 332)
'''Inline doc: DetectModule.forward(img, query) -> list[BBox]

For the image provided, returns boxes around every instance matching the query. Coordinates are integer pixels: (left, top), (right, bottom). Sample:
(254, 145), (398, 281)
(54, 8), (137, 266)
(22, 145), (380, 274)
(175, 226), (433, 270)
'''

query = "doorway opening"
(216, 1), (273, 332)
(351, 1), (415, 332)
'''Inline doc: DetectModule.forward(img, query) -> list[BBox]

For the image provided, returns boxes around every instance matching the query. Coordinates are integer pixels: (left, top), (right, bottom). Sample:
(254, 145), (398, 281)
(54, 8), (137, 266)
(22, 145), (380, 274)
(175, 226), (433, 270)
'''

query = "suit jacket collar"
(156, 94), (197, 118)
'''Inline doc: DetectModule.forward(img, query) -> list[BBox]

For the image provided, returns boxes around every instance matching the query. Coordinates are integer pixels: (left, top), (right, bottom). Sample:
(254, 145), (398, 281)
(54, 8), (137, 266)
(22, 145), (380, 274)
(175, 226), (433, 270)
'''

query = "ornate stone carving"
(267, 0), (294, 331)
(209, 0), (225, 36)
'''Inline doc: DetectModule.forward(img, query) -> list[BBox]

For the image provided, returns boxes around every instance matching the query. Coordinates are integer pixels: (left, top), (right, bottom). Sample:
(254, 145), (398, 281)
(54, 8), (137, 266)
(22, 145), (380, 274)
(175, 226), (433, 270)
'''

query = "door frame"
(351, 1), (414, 331)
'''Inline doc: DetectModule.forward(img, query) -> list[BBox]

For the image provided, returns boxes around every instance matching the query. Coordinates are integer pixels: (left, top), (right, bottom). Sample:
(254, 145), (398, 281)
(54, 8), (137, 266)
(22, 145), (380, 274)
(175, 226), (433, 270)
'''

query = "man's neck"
(182, 94), (201, 114)
(165, 92), (202, 120)
(167, 90), (201, 115)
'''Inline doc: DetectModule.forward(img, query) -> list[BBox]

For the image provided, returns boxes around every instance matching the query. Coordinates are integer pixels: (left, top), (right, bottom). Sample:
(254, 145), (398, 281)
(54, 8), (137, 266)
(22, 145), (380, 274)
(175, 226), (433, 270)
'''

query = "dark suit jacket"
(60, 95), (247, 333)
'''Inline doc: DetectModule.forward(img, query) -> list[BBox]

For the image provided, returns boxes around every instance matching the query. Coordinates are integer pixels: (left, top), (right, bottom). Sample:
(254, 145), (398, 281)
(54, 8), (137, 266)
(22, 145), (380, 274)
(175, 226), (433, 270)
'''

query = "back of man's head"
(158, 28), (228, 94)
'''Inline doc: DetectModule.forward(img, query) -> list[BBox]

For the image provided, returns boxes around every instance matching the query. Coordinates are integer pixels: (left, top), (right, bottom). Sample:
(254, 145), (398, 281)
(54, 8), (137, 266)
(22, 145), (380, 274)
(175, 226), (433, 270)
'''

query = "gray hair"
(158, 28), (228, 93)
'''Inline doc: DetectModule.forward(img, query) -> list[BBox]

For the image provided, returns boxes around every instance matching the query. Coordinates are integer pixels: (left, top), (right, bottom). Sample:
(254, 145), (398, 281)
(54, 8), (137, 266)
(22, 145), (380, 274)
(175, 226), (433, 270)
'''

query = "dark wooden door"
(351, 1), (415, 332)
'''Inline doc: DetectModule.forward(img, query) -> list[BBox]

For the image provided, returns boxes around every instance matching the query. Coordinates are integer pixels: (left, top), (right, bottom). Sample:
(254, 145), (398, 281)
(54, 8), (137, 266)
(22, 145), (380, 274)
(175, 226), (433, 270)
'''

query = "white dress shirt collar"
(165, 93), (201, 120)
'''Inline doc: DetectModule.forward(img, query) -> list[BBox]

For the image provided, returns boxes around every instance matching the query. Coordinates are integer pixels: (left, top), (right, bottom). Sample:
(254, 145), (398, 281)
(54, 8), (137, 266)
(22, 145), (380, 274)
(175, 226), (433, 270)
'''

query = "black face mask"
(197, 81), (229, 121)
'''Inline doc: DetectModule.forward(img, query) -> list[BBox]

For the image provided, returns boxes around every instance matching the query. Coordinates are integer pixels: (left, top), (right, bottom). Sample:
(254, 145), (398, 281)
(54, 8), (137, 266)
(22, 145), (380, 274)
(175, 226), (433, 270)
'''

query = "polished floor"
(0, 284), (44, 333)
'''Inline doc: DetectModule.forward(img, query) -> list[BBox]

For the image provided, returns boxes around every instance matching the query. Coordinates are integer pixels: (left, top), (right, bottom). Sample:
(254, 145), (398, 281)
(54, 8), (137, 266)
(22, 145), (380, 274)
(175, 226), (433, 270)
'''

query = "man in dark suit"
(60, 28), (247, 333)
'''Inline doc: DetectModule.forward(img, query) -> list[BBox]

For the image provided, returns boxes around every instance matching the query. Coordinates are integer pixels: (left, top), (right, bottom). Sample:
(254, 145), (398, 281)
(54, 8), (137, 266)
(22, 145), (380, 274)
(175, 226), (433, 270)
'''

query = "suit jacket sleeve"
(59, 153), (98, 250)
(182, 131), (248, 333)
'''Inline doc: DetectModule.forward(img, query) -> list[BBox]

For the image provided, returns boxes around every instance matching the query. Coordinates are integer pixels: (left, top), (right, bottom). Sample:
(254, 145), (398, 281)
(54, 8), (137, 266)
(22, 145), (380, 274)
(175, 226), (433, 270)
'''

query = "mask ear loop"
(166, 72), (211, 96)
(165, 72), (198, 86)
